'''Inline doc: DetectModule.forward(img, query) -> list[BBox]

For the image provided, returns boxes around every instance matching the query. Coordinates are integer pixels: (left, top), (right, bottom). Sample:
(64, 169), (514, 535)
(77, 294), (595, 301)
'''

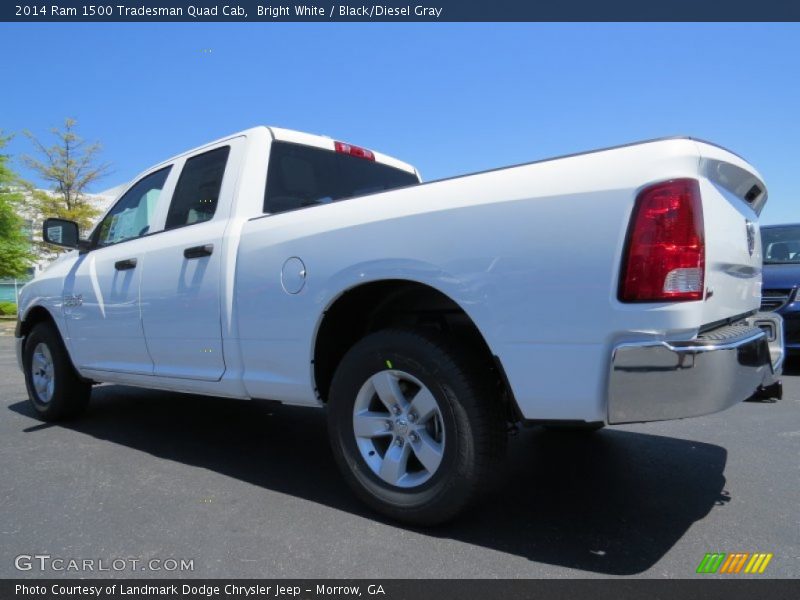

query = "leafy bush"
(0, 301), (18, 316)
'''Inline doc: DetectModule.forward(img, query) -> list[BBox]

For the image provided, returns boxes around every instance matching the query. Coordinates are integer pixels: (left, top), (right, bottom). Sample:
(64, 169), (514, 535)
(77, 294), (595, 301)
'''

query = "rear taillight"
(619, 178), (705, 302)
(334, 141), (375, 161)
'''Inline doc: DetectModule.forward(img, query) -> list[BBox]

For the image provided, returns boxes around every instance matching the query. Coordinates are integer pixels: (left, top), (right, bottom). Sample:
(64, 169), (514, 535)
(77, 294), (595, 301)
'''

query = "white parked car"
(17, 127), (783, 524)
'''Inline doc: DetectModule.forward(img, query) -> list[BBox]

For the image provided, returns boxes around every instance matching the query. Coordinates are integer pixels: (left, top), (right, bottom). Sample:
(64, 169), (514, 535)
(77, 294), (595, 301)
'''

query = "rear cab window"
(264, 141), (419, 215)
(762, 225), (800, 264)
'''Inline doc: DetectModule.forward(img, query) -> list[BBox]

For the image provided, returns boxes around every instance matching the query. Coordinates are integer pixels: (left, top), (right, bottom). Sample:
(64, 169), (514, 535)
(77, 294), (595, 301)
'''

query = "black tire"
(23, 321), (91, 421)
(327, 328), (506, 525)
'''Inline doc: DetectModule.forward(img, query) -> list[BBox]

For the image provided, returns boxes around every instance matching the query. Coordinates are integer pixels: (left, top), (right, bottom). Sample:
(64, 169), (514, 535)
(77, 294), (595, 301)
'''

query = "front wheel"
(23, 322), (91, 421)
(327, 328), (506, 525)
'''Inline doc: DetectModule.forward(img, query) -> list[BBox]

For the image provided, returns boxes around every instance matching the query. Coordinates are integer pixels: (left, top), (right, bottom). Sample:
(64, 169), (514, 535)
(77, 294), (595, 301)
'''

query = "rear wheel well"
(313, 280), (519, 420)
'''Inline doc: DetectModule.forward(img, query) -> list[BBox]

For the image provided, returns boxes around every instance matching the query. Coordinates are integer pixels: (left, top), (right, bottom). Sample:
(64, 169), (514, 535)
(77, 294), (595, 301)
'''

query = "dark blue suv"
(761, 224), (800, 355)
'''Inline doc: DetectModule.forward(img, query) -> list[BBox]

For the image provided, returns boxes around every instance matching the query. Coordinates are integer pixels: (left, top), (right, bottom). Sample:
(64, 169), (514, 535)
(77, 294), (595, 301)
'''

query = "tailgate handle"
(114, 258), (137, 271)
(184, 244), (214, 259)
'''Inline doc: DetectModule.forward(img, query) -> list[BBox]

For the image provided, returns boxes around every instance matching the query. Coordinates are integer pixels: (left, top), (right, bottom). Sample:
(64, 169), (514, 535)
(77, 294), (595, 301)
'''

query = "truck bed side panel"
(234, 138), (761, 420)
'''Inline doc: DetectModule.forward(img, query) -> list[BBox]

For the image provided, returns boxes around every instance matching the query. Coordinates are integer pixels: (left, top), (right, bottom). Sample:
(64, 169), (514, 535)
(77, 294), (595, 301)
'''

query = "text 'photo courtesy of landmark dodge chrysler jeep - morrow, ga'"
(16, 127), (784, 524)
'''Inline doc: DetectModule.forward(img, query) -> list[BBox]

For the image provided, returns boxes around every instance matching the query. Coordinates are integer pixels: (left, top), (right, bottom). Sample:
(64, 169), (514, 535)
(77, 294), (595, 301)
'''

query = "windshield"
(264, 141), (419, 215)
(761, 225), (800, 264)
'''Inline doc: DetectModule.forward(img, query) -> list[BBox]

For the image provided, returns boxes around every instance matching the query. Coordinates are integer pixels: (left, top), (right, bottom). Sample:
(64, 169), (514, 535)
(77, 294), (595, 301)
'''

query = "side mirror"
(42, 218), (82, 250)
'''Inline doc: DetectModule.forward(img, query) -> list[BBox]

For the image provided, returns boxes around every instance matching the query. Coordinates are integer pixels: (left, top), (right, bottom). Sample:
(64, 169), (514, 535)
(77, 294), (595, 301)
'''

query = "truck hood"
(763, 263), (800, 289)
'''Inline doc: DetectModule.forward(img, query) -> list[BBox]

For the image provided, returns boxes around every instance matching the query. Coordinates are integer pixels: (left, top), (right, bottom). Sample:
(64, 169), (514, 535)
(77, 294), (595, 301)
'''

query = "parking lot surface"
(1, 337), (798, 578)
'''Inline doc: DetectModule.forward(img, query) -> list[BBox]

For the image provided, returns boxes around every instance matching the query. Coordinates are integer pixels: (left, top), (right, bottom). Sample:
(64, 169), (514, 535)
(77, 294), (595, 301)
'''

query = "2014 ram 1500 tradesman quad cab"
(17, 127), (784, 524)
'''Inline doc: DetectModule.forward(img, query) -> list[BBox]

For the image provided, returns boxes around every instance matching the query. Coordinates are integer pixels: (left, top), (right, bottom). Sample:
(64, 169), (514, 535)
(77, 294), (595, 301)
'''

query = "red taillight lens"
(334, 141), (375, 161)
(619, 178), (705, 302)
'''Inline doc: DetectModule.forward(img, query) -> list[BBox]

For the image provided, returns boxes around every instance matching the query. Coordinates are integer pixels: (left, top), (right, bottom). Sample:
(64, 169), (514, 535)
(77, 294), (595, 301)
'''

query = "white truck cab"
(17, 127), (783, 524)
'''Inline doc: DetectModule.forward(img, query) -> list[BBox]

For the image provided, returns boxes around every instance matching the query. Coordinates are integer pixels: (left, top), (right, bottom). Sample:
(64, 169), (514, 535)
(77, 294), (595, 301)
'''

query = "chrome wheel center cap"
(395, 419), (409, 437)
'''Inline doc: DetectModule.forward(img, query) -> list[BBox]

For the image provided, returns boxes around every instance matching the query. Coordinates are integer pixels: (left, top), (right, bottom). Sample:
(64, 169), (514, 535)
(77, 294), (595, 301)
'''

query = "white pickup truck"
(17, 126), (784, 524)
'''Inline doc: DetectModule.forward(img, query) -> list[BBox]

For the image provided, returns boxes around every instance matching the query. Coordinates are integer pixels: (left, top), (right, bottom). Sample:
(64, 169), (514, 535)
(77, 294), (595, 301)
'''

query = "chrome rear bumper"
(608, 313), (783, 424)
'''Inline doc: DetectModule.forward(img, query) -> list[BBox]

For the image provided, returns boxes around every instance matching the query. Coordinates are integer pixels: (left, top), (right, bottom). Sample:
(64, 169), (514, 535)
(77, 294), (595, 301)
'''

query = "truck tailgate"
(694, 140), (767, 326)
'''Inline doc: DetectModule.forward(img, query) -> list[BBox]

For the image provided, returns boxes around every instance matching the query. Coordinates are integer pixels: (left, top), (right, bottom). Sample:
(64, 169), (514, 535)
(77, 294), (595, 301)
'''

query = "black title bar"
(3, 580), (800, 600)
(4, 0), (800, 22)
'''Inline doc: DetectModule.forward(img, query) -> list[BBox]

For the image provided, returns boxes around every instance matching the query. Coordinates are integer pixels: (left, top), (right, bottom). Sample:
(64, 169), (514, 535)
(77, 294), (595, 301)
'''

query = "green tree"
(23, 118), (109, 249)
(0, 132), (35, 278)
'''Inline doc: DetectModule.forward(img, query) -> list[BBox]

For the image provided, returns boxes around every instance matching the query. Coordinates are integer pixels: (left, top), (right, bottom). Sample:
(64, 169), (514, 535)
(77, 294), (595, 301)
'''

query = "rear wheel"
(328, 328), (506, 525)
(23, 322), (91, 421)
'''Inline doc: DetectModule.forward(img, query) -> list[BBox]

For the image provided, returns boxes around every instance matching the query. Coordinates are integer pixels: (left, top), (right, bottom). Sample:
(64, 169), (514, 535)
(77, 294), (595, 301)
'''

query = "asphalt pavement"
(1, 336), (798, 578)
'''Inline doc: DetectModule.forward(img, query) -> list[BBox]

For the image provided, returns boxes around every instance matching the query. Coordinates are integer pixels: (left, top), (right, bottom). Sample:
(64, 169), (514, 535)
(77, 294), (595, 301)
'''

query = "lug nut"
(393, 405), (402, 415)
(409, 432), (419, 443)
(408, 412), (417, 422)
(395, 438), (404, 447)
(385, 421), (393, 431)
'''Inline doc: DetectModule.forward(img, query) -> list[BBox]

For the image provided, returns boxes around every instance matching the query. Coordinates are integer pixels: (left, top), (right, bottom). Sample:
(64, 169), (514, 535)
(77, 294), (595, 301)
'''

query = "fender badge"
(63, 294), (83, 308)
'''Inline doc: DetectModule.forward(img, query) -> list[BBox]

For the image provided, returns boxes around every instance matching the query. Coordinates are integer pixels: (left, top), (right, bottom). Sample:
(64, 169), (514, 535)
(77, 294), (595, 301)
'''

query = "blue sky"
(1, 23), (798, 224)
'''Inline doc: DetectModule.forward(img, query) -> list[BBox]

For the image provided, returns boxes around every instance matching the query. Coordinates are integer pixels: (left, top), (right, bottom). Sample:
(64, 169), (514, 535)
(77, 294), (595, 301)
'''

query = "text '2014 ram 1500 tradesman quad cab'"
(17, 127), (784, 524)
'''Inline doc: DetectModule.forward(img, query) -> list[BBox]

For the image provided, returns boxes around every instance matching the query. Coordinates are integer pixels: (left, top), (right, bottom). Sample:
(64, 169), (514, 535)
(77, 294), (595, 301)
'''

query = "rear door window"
(264, 141), (418, 214)
(165, 146), (230, 230)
